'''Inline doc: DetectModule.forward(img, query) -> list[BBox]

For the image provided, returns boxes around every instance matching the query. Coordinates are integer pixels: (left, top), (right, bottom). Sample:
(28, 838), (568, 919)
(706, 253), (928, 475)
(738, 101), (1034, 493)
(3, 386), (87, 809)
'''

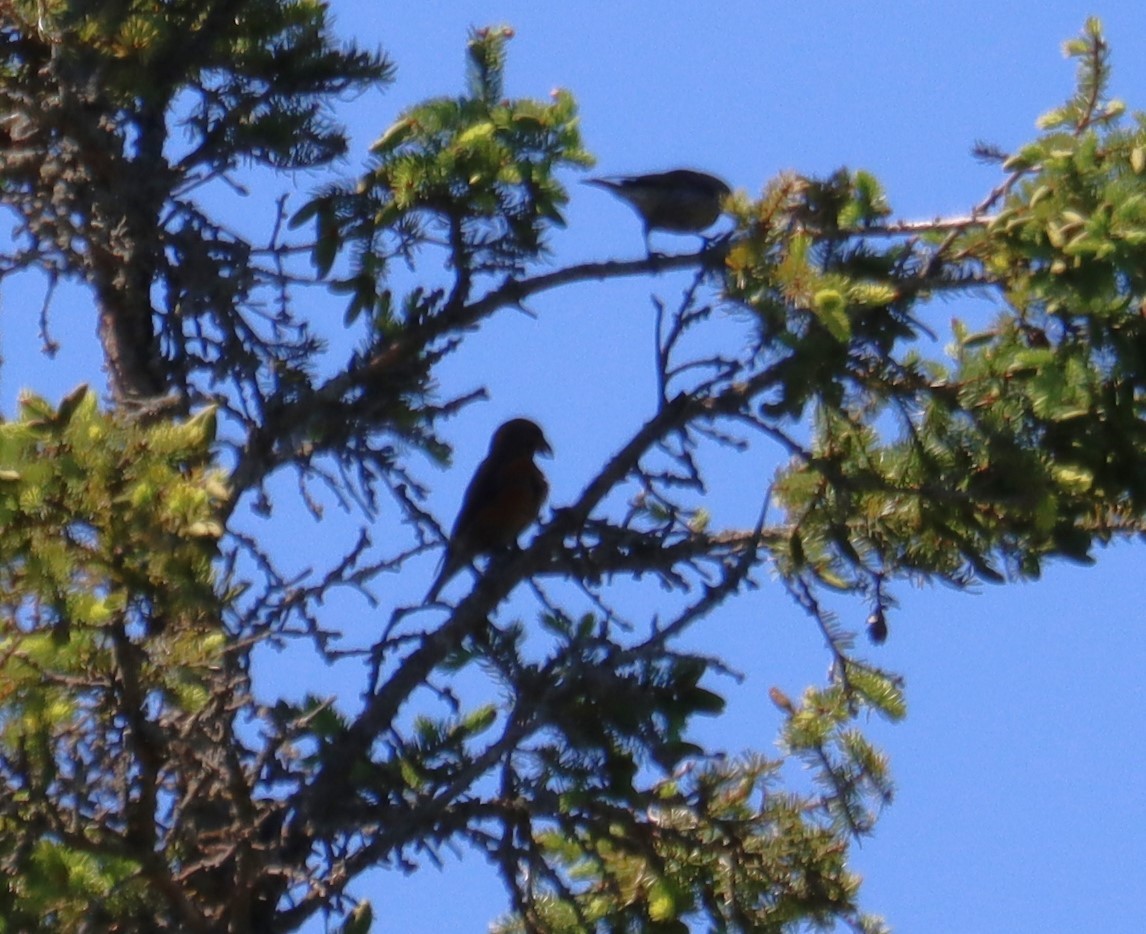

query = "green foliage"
(724, 19), (1146, 610)
(0, 0), (392, 402)
(491, 746), (889, 933)
(0, 389), (224, 635)
(1, 838), (148, 932)
(6, 0), (391, 168)
(0, 389), (228, 927)
(295, 26), (593, 325)
(338, 901), (375, 934)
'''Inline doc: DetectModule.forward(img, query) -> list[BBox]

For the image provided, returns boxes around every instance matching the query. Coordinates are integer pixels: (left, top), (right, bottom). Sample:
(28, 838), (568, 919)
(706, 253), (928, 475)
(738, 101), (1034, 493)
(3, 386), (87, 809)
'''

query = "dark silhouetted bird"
(425, 418), (553, 602)
(585, 169), (731, 252)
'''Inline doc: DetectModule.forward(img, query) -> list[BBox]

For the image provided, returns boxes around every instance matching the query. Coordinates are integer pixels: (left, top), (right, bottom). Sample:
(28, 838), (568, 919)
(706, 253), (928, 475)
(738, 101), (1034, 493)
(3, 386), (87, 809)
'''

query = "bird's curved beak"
(538, 437), (554, 458)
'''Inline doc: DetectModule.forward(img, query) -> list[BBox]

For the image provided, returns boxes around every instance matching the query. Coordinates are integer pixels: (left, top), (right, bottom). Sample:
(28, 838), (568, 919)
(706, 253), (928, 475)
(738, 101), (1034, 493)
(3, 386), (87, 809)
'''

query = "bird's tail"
(424, 550), (461, 603)
(583, 177), (622, 192)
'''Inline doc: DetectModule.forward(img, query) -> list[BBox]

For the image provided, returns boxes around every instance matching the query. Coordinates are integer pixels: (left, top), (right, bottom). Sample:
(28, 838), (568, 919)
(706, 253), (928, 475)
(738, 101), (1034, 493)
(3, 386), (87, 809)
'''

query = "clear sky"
(2, 2), (1145, 932)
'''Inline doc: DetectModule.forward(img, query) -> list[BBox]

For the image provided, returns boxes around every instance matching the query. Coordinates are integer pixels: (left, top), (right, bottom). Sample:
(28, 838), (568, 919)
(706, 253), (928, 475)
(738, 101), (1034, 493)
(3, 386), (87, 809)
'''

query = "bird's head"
(490, 418), (552, 458)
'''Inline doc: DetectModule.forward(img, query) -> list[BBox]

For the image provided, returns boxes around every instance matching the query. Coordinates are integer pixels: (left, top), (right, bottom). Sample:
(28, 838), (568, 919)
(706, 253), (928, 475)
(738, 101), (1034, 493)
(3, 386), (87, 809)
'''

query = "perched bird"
(585, 169), (731, 252)
(425, 418), (553, 602)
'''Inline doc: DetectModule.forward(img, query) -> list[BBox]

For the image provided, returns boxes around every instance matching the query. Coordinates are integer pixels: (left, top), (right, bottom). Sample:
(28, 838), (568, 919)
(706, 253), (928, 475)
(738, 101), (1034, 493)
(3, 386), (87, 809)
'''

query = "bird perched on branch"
(425, 418), (553, 602)
(585, 169), (731, 253)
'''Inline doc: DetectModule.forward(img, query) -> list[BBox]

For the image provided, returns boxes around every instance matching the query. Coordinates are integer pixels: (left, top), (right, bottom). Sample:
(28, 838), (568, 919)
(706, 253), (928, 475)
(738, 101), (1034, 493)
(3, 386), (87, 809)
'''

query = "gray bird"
(585, 169), (731, 253)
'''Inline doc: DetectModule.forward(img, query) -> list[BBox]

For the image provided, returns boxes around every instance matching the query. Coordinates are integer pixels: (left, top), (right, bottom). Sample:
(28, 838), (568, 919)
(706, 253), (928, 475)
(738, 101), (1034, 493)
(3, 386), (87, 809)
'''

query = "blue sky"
(3, 2), (1146, 932)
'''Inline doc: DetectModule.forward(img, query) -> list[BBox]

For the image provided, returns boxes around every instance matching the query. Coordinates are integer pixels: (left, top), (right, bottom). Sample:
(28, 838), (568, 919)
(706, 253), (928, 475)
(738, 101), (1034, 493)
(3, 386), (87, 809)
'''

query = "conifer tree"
(1, 6), (1143, 931)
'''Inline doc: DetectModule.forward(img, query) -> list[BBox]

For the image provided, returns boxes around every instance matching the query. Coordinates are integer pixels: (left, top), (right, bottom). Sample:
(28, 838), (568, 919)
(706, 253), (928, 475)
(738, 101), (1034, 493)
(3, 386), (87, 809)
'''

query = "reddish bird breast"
(425, 419), (552, 602)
